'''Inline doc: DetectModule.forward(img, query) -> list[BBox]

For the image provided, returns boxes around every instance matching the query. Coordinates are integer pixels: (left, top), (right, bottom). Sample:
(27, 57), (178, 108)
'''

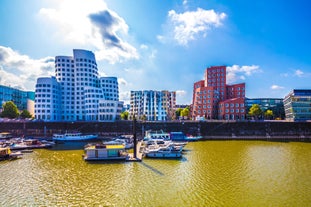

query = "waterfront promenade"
(0, 120), (311, 142)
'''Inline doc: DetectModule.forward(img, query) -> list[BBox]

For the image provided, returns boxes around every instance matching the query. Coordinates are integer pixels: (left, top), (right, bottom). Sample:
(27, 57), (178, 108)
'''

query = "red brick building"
(191, 66), (246, 120)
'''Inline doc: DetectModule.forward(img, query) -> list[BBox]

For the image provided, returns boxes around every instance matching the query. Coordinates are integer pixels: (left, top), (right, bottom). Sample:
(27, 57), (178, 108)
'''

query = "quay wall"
(0, 121), (311, 141)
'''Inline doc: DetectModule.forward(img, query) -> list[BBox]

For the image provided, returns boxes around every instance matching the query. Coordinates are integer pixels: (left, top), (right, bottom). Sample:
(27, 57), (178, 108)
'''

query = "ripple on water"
(0, 141), (310, 206)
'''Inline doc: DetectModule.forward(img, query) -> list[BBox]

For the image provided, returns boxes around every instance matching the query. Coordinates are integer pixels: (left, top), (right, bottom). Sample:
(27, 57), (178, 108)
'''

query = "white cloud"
(165, 8), (226, 46)
(118, 78), (128, 86)
(140, 44), (148, 49)
(39, 0), (138, 64)
(226, 65), (261, 84)
(0, 46), (54, 90)
(176, 90), (187, 97)
(294, 69), (304, 77)
(271, 85), (284, 90)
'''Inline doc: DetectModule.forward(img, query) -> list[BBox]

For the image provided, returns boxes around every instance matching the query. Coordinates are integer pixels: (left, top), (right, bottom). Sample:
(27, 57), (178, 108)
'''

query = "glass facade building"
(0, 84), (34, 111)
(283, 89), (311, 121)
(245, 98), (285, 119)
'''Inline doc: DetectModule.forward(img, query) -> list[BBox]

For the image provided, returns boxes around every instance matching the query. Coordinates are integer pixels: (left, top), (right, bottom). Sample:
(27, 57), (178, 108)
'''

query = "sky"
(0, 0), (310, 104)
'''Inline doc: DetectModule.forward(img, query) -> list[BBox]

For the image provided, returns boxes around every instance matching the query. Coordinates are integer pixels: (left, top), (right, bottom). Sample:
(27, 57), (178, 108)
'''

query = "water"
(0, 141), (310, 206)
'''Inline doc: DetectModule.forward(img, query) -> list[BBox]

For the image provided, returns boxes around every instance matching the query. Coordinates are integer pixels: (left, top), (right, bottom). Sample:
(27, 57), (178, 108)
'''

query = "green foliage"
(20, 110), (32, 119)
(264, 109), (274, 120)
(140, 114), (147, 121)
(120, 111), (129, 120)
(180, 107), (190, 118)
(248, 104), (262, 119)
(175, 108), (183, 117)
(1, 101), (19, 119)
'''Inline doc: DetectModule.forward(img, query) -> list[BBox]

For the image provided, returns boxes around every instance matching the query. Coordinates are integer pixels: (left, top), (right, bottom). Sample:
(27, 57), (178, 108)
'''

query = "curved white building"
(35, 77), (61, 121)
(35, 49), (122, 122)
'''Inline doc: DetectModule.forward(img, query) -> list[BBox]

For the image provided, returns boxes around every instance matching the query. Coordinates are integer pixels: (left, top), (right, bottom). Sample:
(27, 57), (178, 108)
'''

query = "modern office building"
(35, 49), (123, 122)
(129, 90), (176, 121)
(245, 98), (285, 119)
(0, 84), (35, 116)
(283, 89), (311, 121)
(191, 66), (246, 120)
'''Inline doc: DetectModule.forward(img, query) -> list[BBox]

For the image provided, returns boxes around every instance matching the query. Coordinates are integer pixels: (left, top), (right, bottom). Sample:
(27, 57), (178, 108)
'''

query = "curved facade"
(35, 49), (122, 122)
(100, 77), (119, 101)
(34, 77), (61, 121)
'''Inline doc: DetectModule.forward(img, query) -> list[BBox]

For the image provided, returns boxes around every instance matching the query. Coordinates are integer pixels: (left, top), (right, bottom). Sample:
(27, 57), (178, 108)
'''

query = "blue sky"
(0, 0), (310, 104)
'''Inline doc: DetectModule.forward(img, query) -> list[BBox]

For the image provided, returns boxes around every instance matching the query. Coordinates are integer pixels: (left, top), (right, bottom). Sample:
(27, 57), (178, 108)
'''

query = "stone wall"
(0, 121), (310, 140)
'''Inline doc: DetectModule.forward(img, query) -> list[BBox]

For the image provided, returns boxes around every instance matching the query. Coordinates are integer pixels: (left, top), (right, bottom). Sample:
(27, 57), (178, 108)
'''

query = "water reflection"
(0, 141), (310, 206)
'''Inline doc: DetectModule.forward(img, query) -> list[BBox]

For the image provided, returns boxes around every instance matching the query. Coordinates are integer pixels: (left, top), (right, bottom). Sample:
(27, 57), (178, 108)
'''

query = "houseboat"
(0, 148), (23, 161)
(83, 143), (127, 161)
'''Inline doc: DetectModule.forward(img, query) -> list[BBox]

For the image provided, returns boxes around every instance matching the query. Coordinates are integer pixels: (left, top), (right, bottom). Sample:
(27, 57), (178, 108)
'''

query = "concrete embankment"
(0, 120), (310, 141)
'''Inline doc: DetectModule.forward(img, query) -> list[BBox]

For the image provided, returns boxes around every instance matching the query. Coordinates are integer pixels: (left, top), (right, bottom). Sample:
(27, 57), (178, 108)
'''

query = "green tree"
(140, 114), (147, 121)
(175, 108), (183, 119)
(120, 111), (129, 120)
(264, 109), (274, 120)
(248, 104), (262, 120)
(180, 107), (190, 119)
(20, 110), (32, 119)
(1, 101), (19, 119)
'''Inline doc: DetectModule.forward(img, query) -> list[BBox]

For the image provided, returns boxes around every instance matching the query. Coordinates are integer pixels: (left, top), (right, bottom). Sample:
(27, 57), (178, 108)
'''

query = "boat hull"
(53, 135), (98, 141)
(145, 152), (182, 158)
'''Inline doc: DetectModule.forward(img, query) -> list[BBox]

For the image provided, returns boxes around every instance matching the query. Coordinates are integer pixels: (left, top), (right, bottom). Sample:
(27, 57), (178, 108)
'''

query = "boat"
(10, 139), (54, 150)
(144, 140), (184, 158)
(143, 130), (171, 143)
(170, 132), (202, 142)
(144, 143), (183, 158)
(83, 143), (128, 161)
(53, 132), (98, 141)
(0, 147), (23, 161)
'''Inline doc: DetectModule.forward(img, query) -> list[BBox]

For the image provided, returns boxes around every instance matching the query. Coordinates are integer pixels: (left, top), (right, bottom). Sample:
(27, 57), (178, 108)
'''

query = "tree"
(180, 107), (190, 119)
(175, 108), (183, 119)
(140, 114), (147, 121)
(120, 111), (129, 120)
(264, 109), (274, 120)
(1, 101), (19, 119)
(20, 110), (32, 119)
(248, 104), (262, 120)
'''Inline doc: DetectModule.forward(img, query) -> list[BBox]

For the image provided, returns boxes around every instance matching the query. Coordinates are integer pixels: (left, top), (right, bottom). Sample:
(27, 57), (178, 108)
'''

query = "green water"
(0, 141), (310, 206)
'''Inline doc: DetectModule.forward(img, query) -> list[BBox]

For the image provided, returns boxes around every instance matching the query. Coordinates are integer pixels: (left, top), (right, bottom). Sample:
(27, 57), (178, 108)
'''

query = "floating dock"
(126, 141), (143, 162)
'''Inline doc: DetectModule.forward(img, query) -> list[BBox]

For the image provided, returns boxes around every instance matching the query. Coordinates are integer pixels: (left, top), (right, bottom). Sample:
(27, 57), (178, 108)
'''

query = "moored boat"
(53, 132), (98, 141)
(10, 139), (54, 150)
(144, 142), (183, 158)
(83, 143), (127, 161)
(143, 130), (171, 142)
(170, 132), (202, 142)
(0, 147), (23, 161)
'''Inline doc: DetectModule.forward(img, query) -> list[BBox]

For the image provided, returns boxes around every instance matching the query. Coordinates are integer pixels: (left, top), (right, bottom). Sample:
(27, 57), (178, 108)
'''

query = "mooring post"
(133, 115), (137, 158)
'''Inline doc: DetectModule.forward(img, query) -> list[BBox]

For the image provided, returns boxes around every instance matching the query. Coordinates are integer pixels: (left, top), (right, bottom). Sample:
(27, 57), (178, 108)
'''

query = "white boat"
(143, 130), (171, 143)
(83, 143), (127, 161)
(144, 142), (183, 158)
(53, 132), (98, 141)
(104, 138), (134, 149)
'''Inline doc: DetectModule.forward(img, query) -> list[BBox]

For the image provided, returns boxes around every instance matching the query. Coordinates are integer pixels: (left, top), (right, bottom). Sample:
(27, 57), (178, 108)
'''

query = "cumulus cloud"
(176, 90), (187, 97)
(118, 78), (128, 86)
(271, 85), (284, 90)
(39, 0), (138, 64)
(226, 65), (261, 84)
(163, 8), (226, 46)
(0, 46), (54, 90)
(294, 69), (304, 77)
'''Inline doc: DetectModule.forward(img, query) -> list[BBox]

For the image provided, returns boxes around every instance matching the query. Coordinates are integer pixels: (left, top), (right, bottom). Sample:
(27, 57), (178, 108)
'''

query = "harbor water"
(0, 141), (310, 206)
